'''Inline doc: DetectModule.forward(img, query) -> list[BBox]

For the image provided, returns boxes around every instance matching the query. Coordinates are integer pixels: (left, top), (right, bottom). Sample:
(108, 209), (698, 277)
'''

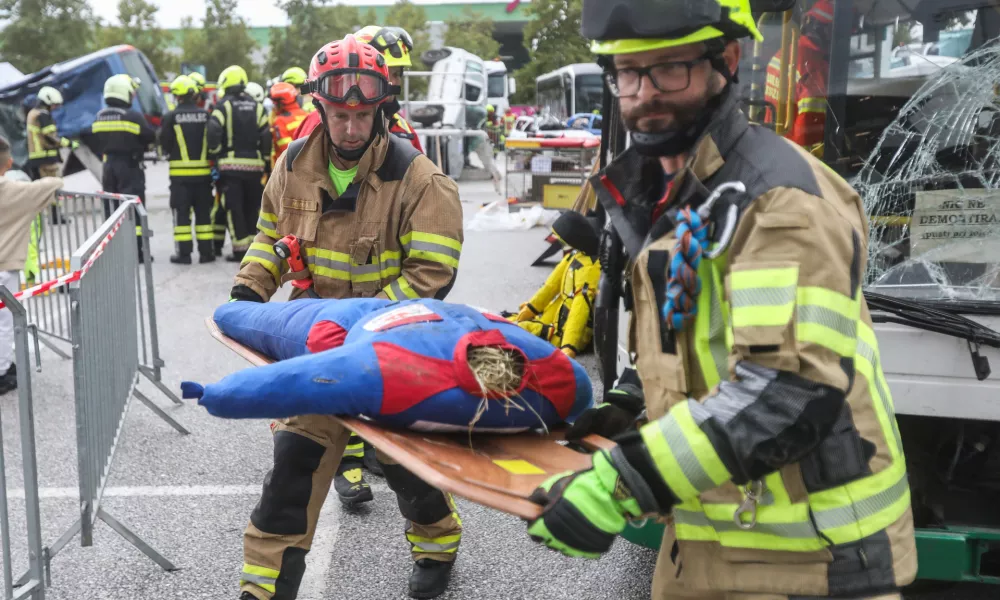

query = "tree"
(96, 0), (177, 77)
(443, 8), (500, 62)
(383, 0), (430, 98)
(510, 0), (591, 105)
(0, 0), (96, 73)
(265, 1), (378, 79)
(180, 0), (259, 82)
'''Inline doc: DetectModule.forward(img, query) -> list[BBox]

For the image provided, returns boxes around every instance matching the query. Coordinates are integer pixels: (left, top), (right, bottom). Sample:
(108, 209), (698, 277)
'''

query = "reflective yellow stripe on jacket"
(92, 120), (141, 135)
(401, 231), (462, 268)
(170, 123), (211, 177)
(643, 263), (908, 552)
(305, 247), (403, 285)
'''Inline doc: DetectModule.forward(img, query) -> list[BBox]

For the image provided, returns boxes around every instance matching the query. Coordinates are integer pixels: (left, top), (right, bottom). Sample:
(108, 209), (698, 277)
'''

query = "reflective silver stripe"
(858, 339), (904, 453)
(243, 248), (279, 266)
(257, 215), (277, 231)
(812, 473), (909, 531)
(381, 258), (401, 271)
(730, 285), (796, 308)
(409, 240), (461, 260)
(702, 362), (773, 425)
(798, 305), (857, 338)
(310, 255), (351, 272)
(659, 411), (717, 494)
(240, 573), (277, 587)
(673, 508), (818, 538)
(388, 278), (416, 300)
(410, 540), (460, 552)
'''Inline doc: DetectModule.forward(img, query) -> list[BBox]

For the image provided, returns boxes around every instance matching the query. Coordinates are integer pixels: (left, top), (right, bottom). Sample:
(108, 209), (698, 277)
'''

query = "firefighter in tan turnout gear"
(527, 1), (918, 599)
(231, 35), (464, 600)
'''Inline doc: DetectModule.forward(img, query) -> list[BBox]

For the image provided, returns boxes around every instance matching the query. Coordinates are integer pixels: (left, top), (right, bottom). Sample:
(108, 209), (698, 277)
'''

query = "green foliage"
(265, 1), (378, 80)
(180, 0), (259, 82)
(0, 0), (96, 74)
(443, 8), (501, 62)
(383, 0), (430, 98)
(510, 0), (592, 105)
(96, 0), (177, 77)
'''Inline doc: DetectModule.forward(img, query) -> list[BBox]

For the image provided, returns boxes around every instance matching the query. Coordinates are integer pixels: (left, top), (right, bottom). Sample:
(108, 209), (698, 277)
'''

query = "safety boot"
(226, 251), (246, 263)
(169, 254), (192, 265)
(199, 253), (216, 264)
(239, 592), (262, 600)
(363, 441), (383, 477)
(333, 459), (373, 507)
(408, 558), (453, 599)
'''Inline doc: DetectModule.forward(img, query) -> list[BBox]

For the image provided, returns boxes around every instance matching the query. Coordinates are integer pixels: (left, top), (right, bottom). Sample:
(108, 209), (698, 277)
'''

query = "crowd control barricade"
(0, 288), (48, 600)
(33, 200), (185, 573)
(21, 191), (180, 409)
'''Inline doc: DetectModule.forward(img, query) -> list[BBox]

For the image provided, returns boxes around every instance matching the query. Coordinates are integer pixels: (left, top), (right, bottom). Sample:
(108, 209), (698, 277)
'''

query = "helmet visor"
(311, 70), (391, 105)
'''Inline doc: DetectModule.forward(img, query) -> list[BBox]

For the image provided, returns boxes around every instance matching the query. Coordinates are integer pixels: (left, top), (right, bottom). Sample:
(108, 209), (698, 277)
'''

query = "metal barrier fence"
(41, 200), (185, 572)
(22, 192), (179, 408)
(0, 288), (47, 600)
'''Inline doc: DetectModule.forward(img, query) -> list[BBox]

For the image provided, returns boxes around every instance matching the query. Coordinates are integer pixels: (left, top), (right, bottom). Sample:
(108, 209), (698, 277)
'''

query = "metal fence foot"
(133, 390), (190, 435)
(138, 366), (183, 405)
(96, 508), (178, 572)
(31, 332), (70, 361)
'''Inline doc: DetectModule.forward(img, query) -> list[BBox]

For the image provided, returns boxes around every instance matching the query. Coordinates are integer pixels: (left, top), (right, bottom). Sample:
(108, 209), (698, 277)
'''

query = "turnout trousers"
(169, 179), (215, 258)
(101, 157), (146, 258)
(218, 173), (263, 255)
(241, 414), (463, 600)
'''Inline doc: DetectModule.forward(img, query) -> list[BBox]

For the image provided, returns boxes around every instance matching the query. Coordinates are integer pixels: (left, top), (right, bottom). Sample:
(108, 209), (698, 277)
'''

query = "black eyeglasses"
(605, 56), (711, 97)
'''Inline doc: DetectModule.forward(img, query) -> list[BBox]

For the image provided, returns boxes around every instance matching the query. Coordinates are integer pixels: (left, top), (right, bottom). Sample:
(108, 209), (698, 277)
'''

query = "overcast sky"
(88, 0), (518, 29)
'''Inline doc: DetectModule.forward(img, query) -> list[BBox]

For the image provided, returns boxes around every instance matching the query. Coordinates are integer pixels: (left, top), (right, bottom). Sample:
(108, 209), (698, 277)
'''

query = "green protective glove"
(527, 450), (643, 559)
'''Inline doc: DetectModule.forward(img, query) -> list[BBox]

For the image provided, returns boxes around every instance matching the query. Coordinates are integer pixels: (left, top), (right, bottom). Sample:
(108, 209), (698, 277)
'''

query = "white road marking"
(297, 490), (342, 600)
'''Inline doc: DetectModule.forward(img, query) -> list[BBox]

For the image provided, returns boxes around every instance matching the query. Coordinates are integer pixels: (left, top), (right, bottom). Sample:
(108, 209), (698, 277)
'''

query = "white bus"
(535, 63), (604, 122)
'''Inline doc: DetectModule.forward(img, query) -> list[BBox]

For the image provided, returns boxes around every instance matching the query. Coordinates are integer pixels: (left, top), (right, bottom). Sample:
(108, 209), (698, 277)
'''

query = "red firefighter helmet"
(304, 35), (395, 109)
(269, 82), (299, 107)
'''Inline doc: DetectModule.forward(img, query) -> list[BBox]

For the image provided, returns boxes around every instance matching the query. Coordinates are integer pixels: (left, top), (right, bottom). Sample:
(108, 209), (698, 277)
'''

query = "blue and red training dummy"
(182, 298), (593, 432)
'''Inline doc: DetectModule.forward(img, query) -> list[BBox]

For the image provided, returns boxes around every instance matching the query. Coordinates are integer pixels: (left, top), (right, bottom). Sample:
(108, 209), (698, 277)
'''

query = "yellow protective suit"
(515, 250), (600, 357)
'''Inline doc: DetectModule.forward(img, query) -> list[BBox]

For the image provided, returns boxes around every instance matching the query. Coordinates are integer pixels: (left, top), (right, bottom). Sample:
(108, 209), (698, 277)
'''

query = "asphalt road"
(0, 162), (992, 599)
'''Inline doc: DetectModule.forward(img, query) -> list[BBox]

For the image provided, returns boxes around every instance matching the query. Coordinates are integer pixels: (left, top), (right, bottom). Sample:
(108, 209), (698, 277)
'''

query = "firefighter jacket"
(233, 123), (463, 303)
(88, 100), (156, 162)
(26, 107), (69, 166)
(160, 100), (212, 180)
(764, 0), (832, 149)
(516, 251), (599, 355)
(592, 90), (916, 597)
(207, 92), (270, 176)
(270, 103), (307, 163)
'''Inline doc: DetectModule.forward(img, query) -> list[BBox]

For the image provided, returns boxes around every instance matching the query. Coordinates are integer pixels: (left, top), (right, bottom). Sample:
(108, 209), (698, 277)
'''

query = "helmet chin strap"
(631, 53), (734, 159)
(314, 100), (389, 161)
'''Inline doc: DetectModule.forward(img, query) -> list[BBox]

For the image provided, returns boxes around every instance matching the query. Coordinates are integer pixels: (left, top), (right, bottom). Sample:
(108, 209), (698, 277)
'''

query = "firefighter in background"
(25, 86), (76, 181)
(268, 82), (306, 163)
(25, 86), (77, 227)
(485, 104), (504, 151)
(207, 65), (270, 263)
(512, 211), (600, 358)
(233, 35), (464, 600)
(160, 75), (215, 264)
(502, 106), (516, 135)
(280, 66), (315, 113)
(88, 74), (156, 262)
(528, 1), (917, 598)
(764, 0), (833, 151)
(189, 72), (208, 108)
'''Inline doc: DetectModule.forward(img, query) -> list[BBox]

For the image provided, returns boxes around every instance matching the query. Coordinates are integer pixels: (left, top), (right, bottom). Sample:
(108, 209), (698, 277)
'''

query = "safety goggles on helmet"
(605, 55), (712, 97)
(304, 69), (396, 106)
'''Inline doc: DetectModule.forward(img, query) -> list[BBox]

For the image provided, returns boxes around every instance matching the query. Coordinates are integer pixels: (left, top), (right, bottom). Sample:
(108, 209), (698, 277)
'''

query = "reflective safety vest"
(160, 102), (213, 179)
(594, 96), (915, 595)
(26, 107), (63, 165)
(271, 104), (307, 163)
(208, 93), (270, 174)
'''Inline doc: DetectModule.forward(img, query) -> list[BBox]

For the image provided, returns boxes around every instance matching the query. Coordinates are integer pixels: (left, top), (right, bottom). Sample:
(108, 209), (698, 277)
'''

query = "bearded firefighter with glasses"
(232, 35), (464, 600)
(526, 1), (917, 599)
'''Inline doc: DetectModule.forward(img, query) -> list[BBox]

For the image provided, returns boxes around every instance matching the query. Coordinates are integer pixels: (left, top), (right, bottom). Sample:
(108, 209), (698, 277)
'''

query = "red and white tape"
(0, 211), (128, 310)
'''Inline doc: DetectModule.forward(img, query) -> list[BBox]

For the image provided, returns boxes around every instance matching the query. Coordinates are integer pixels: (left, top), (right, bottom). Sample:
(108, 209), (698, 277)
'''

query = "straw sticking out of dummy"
(466, 346), (547, 442)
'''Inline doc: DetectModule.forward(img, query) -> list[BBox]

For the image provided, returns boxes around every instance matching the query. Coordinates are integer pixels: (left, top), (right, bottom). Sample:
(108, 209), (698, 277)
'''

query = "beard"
(622, 77), (724, 134)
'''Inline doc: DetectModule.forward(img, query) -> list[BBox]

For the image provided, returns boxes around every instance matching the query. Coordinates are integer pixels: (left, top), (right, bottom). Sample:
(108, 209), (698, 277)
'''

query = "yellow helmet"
(188, 71), (206, 92)
(281, 67), (307, 86)
(104, 74), (140, 103)
(218, 65), (249, 92)
(170, 75), (197, 97)
(587, 0), (762, 55)
(353, 25), (413, 68)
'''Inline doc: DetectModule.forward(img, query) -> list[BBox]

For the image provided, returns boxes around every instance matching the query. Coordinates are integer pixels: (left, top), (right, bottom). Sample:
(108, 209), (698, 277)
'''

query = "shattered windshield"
(751, 1), (1000, 305)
